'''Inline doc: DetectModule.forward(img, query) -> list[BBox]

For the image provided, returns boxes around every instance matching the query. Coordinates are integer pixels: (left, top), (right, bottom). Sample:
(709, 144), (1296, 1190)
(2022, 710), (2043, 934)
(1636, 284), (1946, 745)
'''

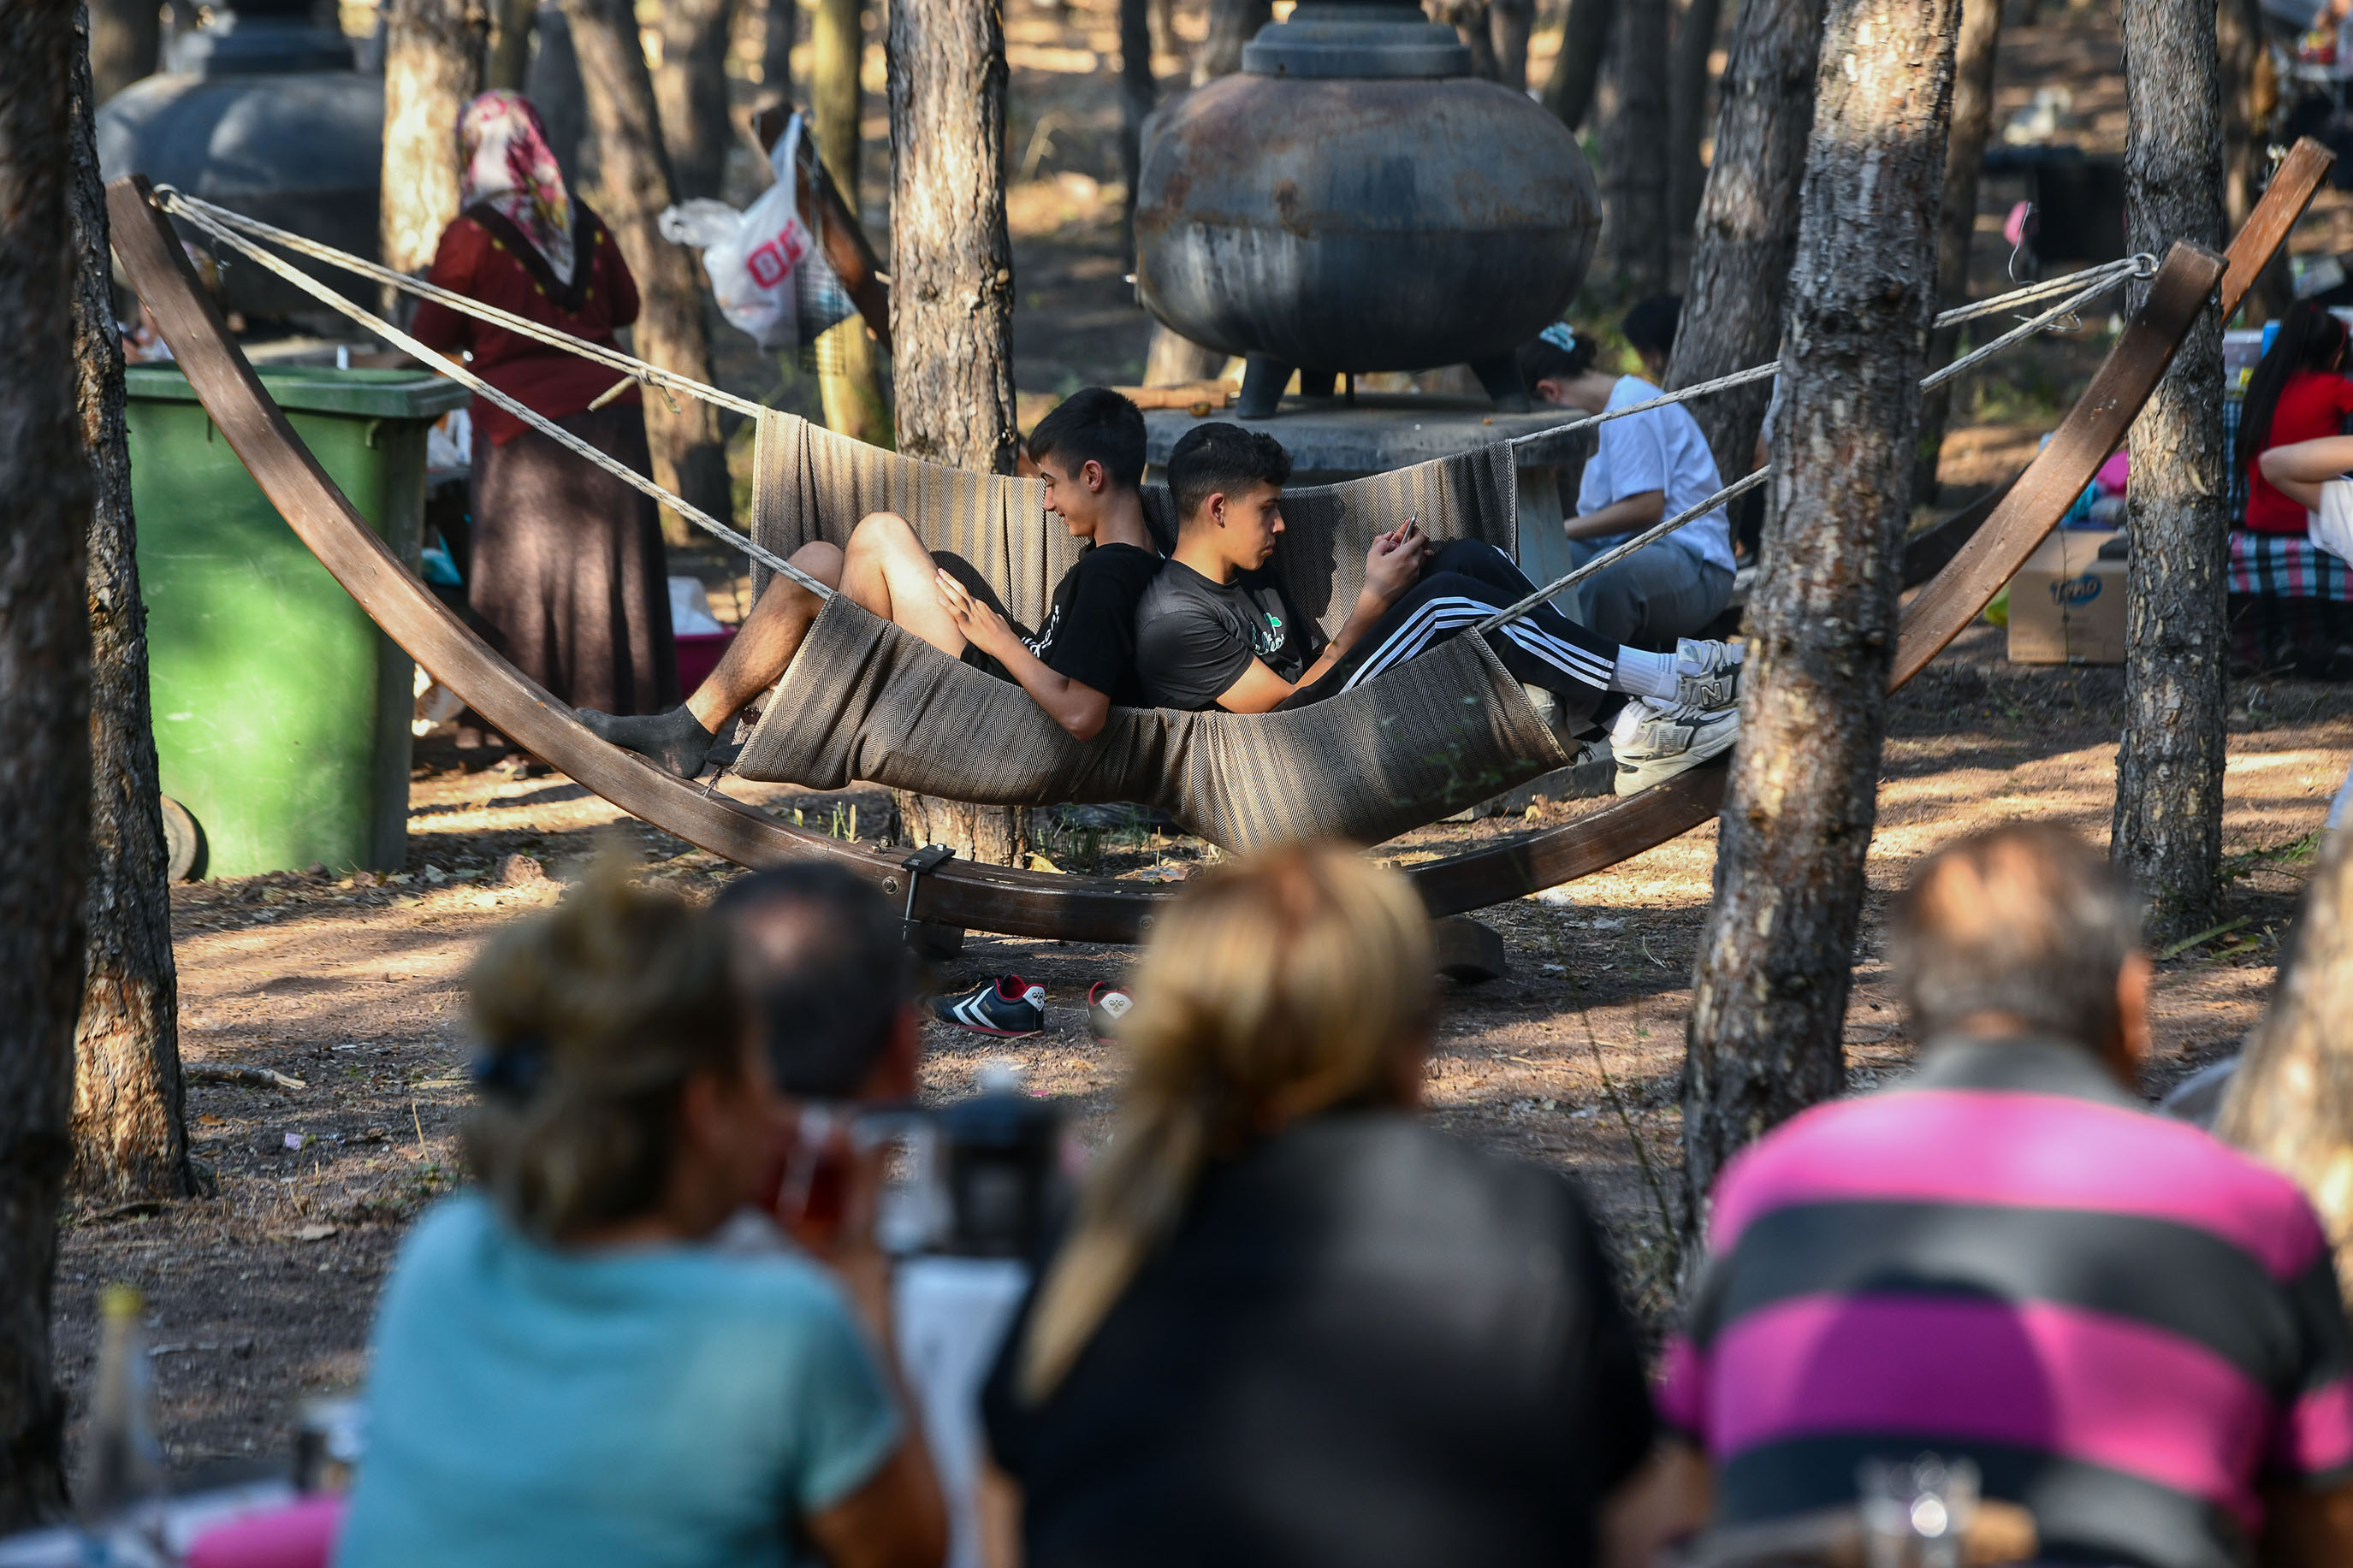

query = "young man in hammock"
(1134, 423), (1745, 795)
(581, 388), (1164, 777)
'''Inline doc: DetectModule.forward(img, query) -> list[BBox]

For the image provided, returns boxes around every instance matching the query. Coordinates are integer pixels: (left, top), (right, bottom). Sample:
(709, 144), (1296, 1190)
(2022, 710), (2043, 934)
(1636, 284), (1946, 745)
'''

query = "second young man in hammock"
(580, 388), (1164, 777)
(1132, 423), (1745, 795)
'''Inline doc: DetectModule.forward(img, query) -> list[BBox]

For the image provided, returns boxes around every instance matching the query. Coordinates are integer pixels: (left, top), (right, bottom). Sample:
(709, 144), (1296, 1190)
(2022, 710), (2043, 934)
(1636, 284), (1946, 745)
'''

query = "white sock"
(1608, 647), (1679, 701)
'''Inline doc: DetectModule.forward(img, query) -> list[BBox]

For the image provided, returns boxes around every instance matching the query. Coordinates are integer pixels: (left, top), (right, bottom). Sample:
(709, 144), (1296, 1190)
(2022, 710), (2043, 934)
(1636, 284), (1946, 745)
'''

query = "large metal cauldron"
(1133, 0), (1599, 417)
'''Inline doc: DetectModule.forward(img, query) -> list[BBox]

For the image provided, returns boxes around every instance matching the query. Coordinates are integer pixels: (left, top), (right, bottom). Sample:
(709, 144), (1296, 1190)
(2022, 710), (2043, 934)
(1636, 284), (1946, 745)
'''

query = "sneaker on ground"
(935, 975), (1047, 1038)
(1673, 637), (1745, 710)
(1088, 981), (1133, 1041)
(1610, 698), (1740, 796)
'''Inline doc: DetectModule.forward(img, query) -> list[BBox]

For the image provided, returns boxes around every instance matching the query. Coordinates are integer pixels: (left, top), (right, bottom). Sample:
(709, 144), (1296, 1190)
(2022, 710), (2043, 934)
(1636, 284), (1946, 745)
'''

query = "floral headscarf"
(459, 91), (576, 285)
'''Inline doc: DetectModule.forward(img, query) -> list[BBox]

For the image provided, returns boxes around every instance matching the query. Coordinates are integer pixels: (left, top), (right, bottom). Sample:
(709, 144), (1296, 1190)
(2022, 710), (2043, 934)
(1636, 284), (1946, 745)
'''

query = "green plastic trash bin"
(126, 364), (467, 879)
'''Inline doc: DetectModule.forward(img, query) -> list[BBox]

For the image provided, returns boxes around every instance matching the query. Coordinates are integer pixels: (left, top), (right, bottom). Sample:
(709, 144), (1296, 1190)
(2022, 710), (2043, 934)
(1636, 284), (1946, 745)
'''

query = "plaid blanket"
(2229, 530), (2353, 601)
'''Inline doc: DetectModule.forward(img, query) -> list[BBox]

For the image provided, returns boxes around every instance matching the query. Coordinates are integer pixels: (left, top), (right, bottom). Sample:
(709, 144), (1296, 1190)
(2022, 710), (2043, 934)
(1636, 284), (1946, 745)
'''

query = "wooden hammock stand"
(103, 140), (2328, 945)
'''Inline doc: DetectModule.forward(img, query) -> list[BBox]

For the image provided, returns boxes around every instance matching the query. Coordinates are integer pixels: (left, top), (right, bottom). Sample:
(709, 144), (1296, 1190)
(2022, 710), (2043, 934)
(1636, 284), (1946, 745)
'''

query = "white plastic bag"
(658, 113), (815, 352)
(2312, 477), (2353, 564)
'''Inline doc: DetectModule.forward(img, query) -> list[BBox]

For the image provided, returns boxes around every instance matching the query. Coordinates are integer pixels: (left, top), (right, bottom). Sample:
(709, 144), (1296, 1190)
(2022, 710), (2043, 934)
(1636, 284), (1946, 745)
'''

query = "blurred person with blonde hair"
(977, 843), (1665, 1568)
(1659, 822), (2353, 1568)
(336, 870), (945, 1568)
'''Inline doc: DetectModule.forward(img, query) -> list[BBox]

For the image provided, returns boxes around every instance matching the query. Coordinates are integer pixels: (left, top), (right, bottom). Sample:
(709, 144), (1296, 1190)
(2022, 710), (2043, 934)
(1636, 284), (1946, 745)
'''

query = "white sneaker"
(1672, 638), (1745, 710)
(1610, 697), (1740, 796)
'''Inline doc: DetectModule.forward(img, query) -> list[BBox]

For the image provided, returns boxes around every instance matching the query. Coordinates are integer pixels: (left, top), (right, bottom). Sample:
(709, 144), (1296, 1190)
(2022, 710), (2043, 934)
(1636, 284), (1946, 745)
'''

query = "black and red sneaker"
(1087, 981), (1134, 1041)
(933, 975), (1047, 1038)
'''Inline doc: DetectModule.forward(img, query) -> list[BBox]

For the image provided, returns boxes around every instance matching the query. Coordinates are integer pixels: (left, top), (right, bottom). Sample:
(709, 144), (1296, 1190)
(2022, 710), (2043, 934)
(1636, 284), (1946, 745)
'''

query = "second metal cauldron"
(1132, 3), (1600, 417)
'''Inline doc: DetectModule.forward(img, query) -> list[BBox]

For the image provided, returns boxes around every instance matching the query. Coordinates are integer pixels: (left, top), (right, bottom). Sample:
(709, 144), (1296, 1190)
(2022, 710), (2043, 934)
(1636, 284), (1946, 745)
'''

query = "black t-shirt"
(1132, 560), (1325, 711)
(1009, 543), (1164, 709)
(981, 1112), (1657, 1568)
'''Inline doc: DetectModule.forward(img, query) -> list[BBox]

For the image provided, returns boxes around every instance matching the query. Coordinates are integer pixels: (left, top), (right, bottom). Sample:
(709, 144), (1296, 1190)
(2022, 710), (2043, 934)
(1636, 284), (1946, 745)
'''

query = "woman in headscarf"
(411, 90), (678, 736)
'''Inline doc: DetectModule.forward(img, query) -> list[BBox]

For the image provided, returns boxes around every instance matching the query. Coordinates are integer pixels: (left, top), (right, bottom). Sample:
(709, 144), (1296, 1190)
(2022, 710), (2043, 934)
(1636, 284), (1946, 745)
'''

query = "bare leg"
(578, 539), (841, 776)
(684, 541), (843, 731)
(839, 512), (969, 658)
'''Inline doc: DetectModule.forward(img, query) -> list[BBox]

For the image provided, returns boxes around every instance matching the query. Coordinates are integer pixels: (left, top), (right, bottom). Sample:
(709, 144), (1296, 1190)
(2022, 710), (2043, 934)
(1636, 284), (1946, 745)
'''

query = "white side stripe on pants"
(1339, 595), (1613, 695)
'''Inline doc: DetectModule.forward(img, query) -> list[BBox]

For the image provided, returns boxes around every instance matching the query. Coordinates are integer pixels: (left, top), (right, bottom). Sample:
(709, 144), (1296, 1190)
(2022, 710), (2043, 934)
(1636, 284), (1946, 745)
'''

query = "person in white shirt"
(1518, 299), (1738, 650)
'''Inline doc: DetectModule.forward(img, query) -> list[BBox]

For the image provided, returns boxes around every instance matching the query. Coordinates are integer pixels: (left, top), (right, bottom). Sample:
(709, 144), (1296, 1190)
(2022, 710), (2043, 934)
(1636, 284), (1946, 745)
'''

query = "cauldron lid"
(1242, 1), (1474, 79)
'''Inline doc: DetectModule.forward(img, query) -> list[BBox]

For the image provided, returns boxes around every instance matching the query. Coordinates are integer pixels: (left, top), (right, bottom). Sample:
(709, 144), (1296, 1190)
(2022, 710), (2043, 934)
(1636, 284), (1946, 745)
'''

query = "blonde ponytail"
(1018, 843), (1436, 1399)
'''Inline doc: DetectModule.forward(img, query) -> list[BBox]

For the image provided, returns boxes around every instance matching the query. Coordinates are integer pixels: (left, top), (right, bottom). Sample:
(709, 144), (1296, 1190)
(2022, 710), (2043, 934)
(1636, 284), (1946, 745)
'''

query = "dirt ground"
(45, 0), (2353, 1494)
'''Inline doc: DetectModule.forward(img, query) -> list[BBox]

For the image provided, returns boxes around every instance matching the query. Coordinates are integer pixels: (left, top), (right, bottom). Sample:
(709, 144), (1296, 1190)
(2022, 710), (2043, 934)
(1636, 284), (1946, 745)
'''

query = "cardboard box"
(2007, 528), (2127, 665)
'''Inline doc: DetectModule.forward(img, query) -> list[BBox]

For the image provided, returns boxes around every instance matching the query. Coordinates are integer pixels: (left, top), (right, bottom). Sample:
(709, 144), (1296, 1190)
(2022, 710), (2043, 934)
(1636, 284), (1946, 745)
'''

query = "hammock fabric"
(734, 416), (1568, 849)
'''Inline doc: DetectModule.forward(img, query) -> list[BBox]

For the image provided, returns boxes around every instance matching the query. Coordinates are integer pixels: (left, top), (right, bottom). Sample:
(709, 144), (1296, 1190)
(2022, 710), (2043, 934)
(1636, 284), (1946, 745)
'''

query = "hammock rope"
(155, 185), (2152, 640)
(158, 188), (838, 600)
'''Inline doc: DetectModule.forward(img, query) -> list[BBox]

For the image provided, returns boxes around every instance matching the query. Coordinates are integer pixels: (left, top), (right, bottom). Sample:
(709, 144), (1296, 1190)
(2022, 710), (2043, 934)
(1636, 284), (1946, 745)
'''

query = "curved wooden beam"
(110, 139), (2325, 938)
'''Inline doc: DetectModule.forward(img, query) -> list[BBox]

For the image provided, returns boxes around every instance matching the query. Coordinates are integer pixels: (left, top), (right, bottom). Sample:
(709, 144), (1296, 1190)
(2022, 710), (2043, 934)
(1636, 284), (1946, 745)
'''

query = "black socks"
(578, 705), (717, 779)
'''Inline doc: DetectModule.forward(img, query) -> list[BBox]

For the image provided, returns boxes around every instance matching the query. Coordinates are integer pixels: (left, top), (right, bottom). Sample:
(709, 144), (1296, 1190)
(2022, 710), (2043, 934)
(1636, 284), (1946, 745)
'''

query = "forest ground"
(45, 0), (2353, 1487)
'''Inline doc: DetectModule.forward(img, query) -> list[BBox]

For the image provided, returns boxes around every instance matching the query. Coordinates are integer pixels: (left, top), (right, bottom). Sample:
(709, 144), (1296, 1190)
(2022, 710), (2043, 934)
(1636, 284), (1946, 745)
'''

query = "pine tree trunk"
(886, 0), (1016, 473)
(1908, 0), (2002, 505)
(1599, 0), (1671, 295)
(0, 0), (97, 1525)
(658, 0), (738, 202)
(70, 5), (189, 1205)
(1117, 0), (1155, 263)
(1661, 0), (1825, 485)
(1543, 0), (1616, 132)
(381, 0), (486, 283)
(1192, 0), (1268, 84)
(2216, 825), (2353, 1296)
(1666, 0), (1724, 263)
(527, 3), (592, 189)
(1491, 0), (1533, 92)
(565, 0), (736, 541)
(2112, 0), (2227, 944)
(762, 0), (793, 100)
(2217, 0), (2286, 322)
(1681, 0), (1959, 1234)
(486, 0), (535, 91)
(813, 0), (892, 446)
(894, 792), (1031, 867)
(88, 0), (159, 100)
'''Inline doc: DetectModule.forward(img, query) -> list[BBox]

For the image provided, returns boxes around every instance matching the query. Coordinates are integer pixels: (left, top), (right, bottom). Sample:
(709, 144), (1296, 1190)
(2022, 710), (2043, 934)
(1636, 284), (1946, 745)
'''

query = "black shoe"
(1088, 981), (1133, 1041)
(934, 975), (1046, 1038)
(578, 705), (716, 779)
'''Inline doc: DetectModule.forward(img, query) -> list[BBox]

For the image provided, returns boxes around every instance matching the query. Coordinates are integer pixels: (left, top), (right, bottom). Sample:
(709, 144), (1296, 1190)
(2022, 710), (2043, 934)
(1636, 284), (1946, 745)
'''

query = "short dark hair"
(1165, 422), (1291, 523)
(1516, 324), (1598, 389)
(1888, 823), (2143, 1049)
(1028, 387), (1147, 490)
(1622, 294), (1682, 361)
(713, 861), (912, 1098)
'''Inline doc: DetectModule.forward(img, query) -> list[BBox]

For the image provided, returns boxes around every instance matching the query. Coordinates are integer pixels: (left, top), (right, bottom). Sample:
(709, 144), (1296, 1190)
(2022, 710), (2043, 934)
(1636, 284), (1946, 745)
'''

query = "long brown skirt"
(468, 405), (679, 716)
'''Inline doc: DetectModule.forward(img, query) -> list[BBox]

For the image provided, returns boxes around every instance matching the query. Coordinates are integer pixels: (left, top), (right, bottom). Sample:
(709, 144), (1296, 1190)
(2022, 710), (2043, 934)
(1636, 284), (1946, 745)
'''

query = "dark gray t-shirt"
(1133, 561), (1324, 711)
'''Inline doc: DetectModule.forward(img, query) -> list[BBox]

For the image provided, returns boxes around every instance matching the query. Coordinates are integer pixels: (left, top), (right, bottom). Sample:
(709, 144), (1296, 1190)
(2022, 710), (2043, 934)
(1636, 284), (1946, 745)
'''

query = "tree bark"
(1490, 0), (1533, 91)
(2217, 0), (2285, 323)
(1119, 0), (1156, 263)
(762, 0), (793, 98)
(1907, 0), (2000, 505)
(1681, 0), (1959, 1235)
(1666, 0), (1724, 263)
(2216, 826), (2353, 1297)
(526, 3), (591, 192)
(1542, 0), (1615, 133)
(1661, 0), (1825, 485)
(381, 0), (486, 284)
(886, 0), (1016, 473)
(812, 0), (892, 446)
(2111, 0), (2227, 944)
(486, 0), (534, 90)
(1599, 0), (1672, 295)
(0, 0), (97, 1526)
(70, 2), (190, 1205)
(894, 792), (1031, 867)
(1192, 0), (1268, 84)
(89, 0), (159, 101)
(657, 0), (738, 201)
(565, 0), (736, 541)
